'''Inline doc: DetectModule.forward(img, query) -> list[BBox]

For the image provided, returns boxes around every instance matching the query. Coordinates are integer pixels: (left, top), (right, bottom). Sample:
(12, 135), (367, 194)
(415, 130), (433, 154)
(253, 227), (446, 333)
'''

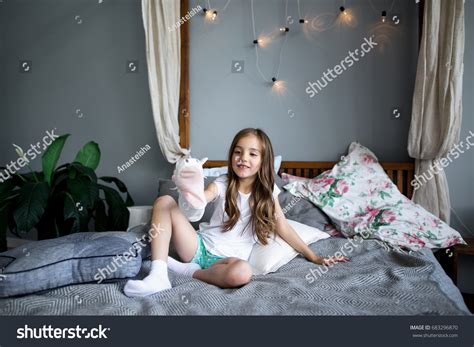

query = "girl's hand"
(308, 254), (350, 266)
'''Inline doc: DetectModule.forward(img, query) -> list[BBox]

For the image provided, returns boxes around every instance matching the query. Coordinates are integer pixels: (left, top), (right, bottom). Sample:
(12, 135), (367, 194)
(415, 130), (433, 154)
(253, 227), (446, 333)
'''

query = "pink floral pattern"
(284, 142), (466, 251)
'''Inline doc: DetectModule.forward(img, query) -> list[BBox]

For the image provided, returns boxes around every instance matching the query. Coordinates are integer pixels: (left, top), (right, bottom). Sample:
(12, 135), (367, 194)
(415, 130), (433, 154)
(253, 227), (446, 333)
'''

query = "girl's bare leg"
(193, 258), (253, 288)
(149, 195), (198, 262)
(123, 195), (199, 297)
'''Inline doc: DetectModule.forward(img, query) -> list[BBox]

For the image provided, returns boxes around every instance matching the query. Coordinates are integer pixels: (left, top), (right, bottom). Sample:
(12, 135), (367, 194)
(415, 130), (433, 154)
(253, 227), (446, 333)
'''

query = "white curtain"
(408, 0), (465, 223)
(142, 0), (191, 163)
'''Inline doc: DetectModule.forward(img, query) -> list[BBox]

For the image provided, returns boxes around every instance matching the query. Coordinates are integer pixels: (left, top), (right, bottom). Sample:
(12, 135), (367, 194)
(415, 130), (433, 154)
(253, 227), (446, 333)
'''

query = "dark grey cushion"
(275, 174), (332, 231)
(158, 177), (218, 230)
(0, 229), (147, 298)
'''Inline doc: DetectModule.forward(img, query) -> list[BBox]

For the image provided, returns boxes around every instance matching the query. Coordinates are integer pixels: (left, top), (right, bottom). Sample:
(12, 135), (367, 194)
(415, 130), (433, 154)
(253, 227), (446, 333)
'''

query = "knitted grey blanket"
(0, 238), (470, 315)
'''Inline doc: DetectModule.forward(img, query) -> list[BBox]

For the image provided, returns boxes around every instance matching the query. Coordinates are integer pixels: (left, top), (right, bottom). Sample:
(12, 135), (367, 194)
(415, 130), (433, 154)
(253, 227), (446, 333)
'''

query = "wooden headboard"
(204, 161), (415, 199)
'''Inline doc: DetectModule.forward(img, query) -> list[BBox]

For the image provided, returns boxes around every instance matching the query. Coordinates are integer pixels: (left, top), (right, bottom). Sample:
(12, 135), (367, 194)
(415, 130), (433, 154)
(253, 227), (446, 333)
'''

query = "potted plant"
(0, 134), (134, 251)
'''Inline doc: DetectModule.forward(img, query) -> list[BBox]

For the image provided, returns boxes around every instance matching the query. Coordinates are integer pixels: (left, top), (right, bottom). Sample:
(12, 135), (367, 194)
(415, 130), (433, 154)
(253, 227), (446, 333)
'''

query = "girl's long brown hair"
(221, 128), (276, 245)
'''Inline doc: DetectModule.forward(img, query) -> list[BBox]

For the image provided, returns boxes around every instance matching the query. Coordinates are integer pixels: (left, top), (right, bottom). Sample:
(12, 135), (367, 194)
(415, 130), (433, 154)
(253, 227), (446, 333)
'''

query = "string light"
(203, 0), (232, 21)
(201, 0), (401, 92)
(252, 36), (270, 47)
(202, 8), (212, 20)
(251, 0), (289, 87)
(297, 0), (308, 24)
(202, 8), (218, 21)
(369, 0), (397, 22)
(271, 78), (285, 93)
(253, 38), (266, 46)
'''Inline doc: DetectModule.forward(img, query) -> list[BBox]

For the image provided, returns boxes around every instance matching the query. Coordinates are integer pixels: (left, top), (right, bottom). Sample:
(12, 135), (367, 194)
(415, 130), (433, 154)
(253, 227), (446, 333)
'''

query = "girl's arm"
(204, 182), (219, 203)
(273, 198), (349, 266)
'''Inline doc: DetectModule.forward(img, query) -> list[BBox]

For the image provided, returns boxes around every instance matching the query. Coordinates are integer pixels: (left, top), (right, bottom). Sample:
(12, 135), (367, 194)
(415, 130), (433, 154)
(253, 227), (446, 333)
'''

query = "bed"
(0, 160), (470, 315)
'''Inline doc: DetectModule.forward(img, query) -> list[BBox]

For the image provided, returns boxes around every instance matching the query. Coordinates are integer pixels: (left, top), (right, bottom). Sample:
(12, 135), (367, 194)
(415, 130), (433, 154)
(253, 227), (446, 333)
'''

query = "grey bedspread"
(0, 237), (470, 315)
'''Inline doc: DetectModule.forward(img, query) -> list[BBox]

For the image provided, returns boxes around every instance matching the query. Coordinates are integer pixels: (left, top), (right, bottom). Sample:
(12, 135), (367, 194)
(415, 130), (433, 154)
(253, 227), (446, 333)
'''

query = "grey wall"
(0, 0), (173, 214)
(0, 0), (472, 291)
(189, 0), (418, 162)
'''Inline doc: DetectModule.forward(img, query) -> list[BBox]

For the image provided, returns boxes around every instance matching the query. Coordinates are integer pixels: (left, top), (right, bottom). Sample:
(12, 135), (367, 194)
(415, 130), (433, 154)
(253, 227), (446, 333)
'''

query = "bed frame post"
(179, 0), (190, 149)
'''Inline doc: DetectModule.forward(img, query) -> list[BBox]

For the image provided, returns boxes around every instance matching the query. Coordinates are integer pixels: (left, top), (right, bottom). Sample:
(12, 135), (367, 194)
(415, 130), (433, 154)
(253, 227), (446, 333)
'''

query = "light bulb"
(381, 11), (387, 22)
(279, 27), (289, 32)
(299, 19), (308, 24)
(211, 10), (217, 20)
(340, 6), (347, 16)
(271, 78), (285, 92)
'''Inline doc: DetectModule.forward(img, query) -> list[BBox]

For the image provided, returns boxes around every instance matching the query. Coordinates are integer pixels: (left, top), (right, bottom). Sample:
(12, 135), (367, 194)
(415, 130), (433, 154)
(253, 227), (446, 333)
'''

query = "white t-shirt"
(198, 174), (281, 260)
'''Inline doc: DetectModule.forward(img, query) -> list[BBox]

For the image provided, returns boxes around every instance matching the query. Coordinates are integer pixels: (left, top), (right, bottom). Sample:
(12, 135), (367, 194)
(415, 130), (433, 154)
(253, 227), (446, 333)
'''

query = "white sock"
(167, 256), (201, 277)
(123, 259), (171, 297)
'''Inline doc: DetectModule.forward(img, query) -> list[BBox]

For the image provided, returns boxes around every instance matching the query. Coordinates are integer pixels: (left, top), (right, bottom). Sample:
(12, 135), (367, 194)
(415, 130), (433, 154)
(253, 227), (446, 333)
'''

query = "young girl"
(124, 128), (349, 297)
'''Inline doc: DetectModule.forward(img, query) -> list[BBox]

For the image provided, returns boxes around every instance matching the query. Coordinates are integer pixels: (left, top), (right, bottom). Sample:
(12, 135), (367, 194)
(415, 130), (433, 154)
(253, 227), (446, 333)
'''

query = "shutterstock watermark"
(275, 194), (302, 220)
(411, 130), (474, 190)
(93, 222), (164, 283)
(17, 324), (109, 339)
(167, 4), (202, 32)
(0, 128), (59, 183)
(306, 35), (378, 98)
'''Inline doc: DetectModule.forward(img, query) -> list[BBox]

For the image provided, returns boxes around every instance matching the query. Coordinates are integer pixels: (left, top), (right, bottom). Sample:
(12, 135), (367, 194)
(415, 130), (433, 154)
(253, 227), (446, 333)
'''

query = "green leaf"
(67, 176), (99, 209)
(0, 178), (15, 195)
(51, 170), (69, 190)
(63, 192), (81, 233)
(0, 202), (11, 252)
(0, 180), (19, 207)
(70, 162), (97, 182)
(94, 199), (108, 231)
(98, 184), (129, 230)
(13, 182), (50, 232)
(0, 189), (20, 209)
(42, 134), (70, 186)
(74, 142), (100, 170)
(99, 176), (134, 207)
(20, 171), (44, 183)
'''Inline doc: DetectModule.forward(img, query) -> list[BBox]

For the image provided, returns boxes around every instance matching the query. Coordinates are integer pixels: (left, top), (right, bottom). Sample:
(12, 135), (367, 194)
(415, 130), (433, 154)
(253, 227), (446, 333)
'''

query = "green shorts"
(191, 234), (224, 269)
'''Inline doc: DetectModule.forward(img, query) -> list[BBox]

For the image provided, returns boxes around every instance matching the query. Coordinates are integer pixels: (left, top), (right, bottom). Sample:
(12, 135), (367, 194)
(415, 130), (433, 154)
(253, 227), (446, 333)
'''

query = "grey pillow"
(0, 229), (147, 298)
(275, 174), (332, 232)
(158, 177), (217, 230)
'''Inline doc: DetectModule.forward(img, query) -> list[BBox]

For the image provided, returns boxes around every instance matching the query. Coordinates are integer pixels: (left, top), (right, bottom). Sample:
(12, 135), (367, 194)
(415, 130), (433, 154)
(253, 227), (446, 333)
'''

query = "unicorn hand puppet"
(172, 156), (208, 222)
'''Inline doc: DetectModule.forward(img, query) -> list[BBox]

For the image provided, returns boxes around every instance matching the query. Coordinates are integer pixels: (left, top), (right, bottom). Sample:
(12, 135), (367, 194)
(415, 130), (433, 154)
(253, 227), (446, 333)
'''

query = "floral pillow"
(281, 172), (311, 185)
(284, 142), (466, 252)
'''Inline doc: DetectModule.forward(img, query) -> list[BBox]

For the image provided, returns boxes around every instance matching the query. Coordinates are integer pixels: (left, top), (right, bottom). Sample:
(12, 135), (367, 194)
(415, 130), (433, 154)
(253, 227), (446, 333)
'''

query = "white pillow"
(273, 155), (282, 174)
(203, 166), (228, 177)
(203, 155), (283, 177)
(248, 219), (330, 275)
(127, 206), (153, 230)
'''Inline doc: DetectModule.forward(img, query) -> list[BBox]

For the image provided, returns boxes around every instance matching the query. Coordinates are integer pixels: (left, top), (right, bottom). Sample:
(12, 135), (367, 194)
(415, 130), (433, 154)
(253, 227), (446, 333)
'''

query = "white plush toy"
(172, 156), (208, 222)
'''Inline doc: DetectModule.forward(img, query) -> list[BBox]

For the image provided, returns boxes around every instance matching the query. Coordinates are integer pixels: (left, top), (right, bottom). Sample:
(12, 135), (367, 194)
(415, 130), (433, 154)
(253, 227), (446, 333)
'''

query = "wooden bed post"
(418, 0), (424, 47)
(179, 0), (190, 149)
